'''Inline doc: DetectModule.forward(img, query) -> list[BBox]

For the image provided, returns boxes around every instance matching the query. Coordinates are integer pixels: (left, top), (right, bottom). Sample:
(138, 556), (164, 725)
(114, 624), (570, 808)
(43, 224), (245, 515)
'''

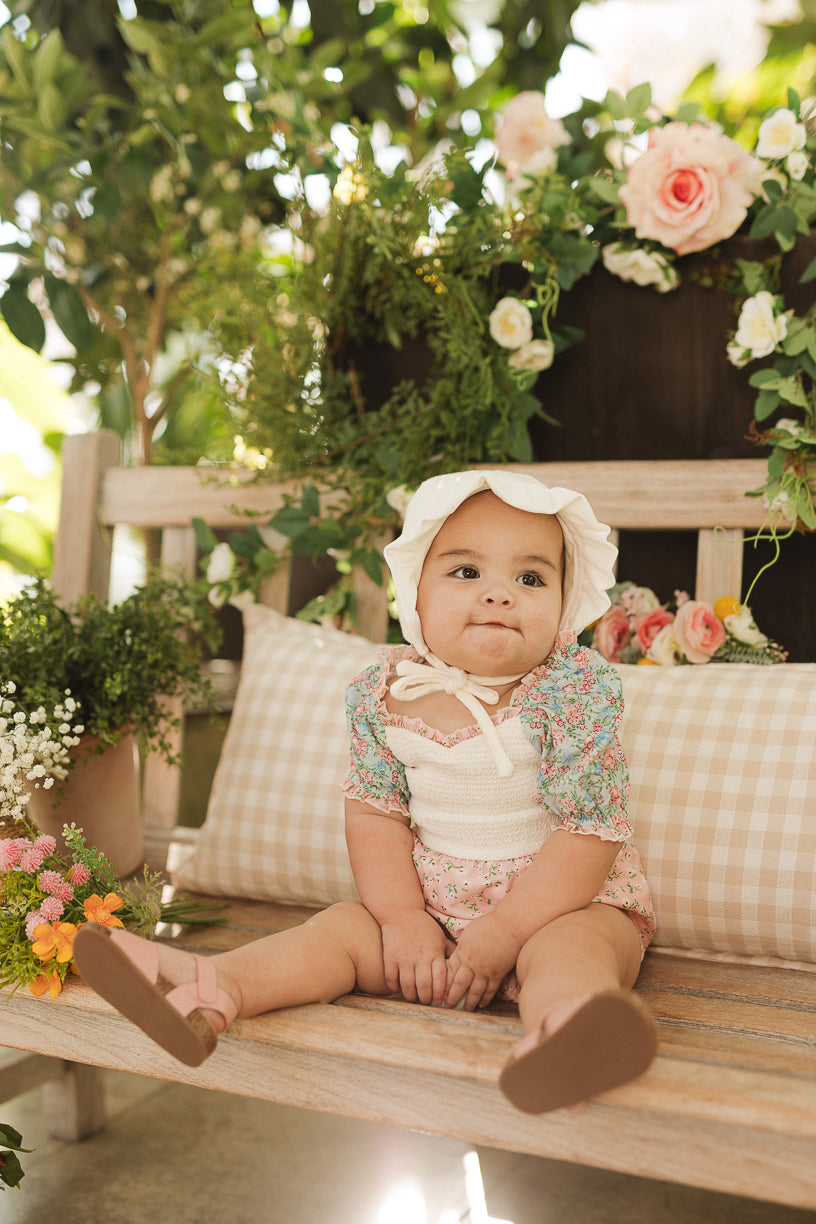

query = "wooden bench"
(2, 430), (815, 1211)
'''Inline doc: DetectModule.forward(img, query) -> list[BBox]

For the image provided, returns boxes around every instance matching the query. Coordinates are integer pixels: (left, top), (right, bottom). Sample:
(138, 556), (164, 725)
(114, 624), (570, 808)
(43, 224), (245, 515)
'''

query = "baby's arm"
(445, 829), (620, 1010)
(345, 798), (452, 1005)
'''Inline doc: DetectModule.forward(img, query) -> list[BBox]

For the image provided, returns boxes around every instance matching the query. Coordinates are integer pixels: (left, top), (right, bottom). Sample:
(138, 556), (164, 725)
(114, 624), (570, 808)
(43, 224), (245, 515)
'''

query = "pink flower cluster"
(592, 586), (725, 666)
(0, 834), (57, 873)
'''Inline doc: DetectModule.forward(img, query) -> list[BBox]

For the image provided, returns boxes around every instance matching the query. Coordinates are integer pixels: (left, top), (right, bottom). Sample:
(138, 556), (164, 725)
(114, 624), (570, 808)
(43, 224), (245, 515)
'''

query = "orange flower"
(29, 968), (63, 998)
(32, 921), (78, 964)
(83, 892), (125, 929)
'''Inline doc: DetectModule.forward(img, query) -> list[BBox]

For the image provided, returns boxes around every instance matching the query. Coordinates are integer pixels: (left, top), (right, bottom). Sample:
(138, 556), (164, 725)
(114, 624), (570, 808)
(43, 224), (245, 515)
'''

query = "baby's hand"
(380, 910), (453, 1006)
(444, 913), (522, 1012)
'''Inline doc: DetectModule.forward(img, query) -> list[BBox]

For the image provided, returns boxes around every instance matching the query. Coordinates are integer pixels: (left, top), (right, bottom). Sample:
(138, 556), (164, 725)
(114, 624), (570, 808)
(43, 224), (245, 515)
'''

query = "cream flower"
(647, 623), (683, 667)
(786, 151), (809, 182)
(508, 338), (555, 372)
(726, 341), (751, 368)
(602, 244), (679, 292)
(757, 108), (807, 160)
(206, 541), (236, 586)
(723, 606), (768, 647)
(488, 298), (533, 349)
(734, 291), (787, 359)
(495, 92), (570, 178)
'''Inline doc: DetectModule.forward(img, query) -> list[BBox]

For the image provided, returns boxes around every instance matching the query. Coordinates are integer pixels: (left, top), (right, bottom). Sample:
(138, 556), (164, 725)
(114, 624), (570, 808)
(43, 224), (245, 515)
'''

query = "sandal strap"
(166, 957), (239, 1027)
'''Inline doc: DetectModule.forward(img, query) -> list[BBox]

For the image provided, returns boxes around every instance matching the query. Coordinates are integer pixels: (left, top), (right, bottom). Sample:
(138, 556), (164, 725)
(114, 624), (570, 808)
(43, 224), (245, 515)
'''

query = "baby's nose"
(483, 584), (513, 605)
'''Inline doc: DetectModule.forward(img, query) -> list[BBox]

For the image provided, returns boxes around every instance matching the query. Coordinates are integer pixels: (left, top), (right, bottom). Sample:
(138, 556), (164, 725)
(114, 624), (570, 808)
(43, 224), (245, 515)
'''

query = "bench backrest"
(53, 429), (775, 861)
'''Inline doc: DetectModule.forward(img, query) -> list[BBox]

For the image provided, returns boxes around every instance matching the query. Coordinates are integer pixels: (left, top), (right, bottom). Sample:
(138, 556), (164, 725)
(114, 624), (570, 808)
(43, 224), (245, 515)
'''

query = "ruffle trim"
(340, 779), (410, 819)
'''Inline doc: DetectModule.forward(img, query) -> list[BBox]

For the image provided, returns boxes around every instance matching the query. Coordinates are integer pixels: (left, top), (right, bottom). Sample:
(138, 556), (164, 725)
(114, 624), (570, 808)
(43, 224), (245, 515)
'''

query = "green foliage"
(0, 574), (220, 763)
(215, 141), (603, 555)
(0, 0), (590, 466)
(0, 1122), (30, 1190)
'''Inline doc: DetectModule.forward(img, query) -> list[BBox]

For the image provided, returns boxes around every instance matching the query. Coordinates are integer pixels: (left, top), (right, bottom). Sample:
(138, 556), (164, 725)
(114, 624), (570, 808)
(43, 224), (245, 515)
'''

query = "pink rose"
(495, 92), (570, 178)
(673, 600), (726, 663)
(592, 606), (630, 662)
(635, 607), (675, 654)
(619, 122), (763, 255)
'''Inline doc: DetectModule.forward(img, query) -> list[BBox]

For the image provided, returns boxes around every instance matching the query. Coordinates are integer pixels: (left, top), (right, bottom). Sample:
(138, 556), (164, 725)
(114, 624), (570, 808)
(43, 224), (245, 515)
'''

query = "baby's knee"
(305, 900), (374, 934)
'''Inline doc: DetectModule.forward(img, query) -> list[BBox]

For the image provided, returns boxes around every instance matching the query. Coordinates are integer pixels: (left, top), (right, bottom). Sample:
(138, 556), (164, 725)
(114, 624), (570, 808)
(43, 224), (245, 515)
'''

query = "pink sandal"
(73, 925), (238, 1067)
(499, 989), (657, 1114)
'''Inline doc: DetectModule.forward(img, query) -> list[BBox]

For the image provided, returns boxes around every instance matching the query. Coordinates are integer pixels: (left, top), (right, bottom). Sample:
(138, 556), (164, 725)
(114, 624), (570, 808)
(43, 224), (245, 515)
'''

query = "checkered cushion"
(617, 663), (816, 960)
(176, 607), (816, 961)
(174, 605), (374, 905)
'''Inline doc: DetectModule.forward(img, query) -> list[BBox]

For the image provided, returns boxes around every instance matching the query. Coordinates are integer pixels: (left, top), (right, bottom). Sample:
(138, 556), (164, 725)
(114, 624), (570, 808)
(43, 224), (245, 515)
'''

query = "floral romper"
(342, 638), (656, 987)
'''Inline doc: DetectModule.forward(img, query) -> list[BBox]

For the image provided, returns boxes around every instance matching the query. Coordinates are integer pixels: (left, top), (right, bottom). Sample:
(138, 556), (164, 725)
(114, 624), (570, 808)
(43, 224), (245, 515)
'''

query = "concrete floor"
(2, 1067), (815, 1223)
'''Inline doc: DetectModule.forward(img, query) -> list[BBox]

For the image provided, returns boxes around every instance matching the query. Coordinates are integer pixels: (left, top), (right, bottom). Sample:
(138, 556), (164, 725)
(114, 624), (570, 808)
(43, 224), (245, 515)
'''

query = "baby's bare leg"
(515, 903), (643, 1034)
(500, 904), (653, 1113)
(158, 901), (389, 1027)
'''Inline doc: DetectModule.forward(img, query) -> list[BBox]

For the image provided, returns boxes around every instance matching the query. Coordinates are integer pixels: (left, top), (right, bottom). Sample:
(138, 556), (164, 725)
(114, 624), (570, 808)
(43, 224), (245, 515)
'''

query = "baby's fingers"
(445, 963), (475, 1010)
(430, 955), (448, 1006)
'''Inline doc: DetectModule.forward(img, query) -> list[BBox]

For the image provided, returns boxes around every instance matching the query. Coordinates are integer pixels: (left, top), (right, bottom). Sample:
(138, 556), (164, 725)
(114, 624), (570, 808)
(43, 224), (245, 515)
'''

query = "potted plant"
(0, 572), (219, 874)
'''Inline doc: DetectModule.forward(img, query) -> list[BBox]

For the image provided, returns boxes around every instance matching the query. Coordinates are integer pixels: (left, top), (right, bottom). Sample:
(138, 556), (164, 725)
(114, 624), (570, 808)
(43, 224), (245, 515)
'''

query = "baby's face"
(416, 491), (564, 677)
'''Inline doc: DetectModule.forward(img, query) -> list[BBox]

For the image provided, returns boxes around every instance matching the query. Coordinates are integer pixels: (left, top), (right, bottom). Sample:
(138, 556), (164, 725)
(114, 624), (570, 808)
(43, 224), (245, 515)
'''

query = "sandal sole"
(499, 990), (657, 1114)
(73, 924), (216, 1067)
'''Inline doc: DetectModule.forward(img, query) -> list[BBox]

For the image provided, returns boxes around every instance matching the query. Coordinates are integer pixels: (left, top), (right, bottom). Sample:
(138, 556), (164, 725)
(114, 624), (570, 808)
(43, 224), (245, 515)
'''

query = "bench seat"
(3, 894), (816, 1209)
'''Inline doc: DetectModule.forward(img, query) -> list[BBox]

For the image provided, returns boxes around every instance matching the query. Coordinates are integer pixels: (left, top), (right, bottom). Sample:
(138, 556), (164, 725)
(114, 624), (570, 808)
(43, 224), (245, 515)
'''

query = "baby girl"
(75, 470), (657, 1114)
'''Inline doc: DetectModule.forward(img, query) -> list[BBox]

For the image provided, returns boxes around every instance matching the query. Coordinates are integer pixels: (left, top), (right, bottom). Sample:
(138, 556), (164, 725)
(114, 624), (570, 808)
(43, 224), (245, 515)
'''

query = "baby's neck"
(386, 673), (521, 735)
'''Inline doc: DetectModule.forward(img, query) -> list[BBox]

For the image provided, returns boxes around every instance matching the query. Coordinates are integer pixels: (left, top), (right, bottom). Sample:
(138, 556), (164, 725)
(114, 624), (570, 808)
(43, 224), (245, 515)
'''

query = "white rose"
(647, 623), (683, 667)
(206, 541), (236, 586)
(488, 298), (533, 349)
(726, 341), (751, 368)
(756, 108), (807, 159)
(723, 606), (768, 647)
(508, 338), (555, 372)
(734, 291), (787, 359)
(786, 151), (809, 181)
(602, 244), (679, 293)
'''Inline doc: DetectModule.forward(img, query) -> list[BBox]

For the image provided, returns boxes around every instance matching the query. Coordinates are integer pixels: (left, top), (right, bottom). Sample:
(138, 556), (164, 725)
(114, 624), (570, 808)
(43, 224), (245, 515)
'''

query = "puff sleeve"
(342, 663), (411, 817)
(519, 643), (632, 841)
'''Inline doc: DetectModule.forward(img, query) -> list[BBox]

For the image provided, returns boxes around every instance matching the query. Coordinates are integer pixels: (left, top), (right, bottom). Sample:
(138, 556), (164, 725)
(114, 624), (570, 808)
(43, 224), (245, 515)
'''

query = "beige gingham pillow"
(174, 605), (375, 905)
(617, 663), (816, 960)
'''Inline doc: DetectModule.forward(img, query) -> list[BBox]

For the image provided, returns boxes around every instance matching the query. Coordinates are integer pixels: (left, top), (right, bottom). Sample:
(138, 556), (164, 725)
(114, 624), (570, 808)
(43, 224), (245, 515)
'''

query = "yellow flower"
(83, 892), (125, 928)
(714, 596), (740, 621)
(31, 921), (78, 964)
(636, 657), (659, 665)
(29, 968), (63, 998)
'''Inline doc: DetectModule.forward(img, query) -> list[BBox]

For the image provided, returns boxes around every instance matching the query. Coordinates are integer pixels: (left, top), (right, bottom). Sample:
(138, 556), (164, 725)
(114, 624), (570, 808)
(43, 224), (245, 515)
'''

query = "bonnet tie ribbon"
(390, 658), (524, 778)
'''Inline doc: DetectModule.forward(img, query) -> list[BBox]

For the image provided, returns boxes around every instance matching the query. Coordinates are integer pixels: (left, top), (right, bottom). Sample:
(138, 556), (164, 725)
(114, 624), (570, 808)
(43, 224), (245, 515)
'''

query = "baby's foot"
(499, 990), (657, 1114)
(73, 926), (241, 1067)
(151, 941), (242, 1032)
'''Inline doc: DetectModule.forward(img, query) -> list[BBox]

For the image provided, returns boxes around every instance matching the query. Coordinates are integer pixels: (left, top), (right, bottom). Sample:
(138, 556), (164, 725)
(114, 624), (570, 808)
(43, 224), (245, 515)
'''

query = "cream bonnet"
(384, 469), (618, 659)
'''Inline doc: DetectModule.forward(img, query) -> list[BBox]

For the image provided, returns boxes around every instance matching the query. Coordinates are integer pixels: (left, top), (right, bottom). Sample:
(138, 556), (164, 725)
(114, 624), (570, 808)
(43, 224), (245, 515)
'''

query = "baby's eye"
(516, 571), (545, 588)
(450, 565), (480, 580)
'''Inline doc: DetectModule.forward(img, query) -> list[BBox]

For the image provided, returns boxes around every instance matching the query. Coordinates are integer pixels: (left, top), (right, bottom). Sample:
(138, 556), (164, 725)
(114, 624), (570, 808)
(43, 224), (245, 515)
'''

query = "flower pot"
(27, 733), (143, 878)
